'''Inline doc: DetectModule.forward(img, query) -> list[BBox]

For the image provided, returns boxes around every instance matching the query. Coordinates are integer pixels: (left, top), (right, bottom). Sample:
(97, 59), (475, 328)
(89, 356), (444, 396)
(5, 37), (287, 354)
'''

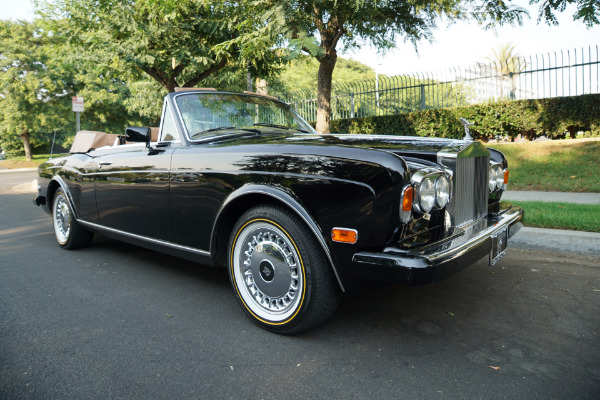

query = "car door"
(91, 145), (175, 242)
(93, 101), (182, 242)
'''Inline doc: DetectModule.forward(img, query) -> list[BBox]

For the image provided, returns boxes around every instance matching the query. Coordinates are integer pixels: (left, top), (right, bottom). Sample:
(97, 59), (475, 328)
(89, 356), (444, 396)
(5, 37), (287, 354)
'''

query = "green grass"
(511, 201), (600, 232)
(487, 139), (600, 193)
(0, 154), (52, 169)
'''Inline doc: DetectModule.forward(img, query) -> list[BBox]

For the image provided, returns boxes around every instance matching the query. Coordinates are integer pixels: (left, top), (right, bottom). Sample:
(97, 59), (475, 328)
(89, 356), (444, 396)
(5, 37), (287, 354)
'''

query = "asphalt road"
(1, 174), (599, 399)
(0, 170), (37, 194)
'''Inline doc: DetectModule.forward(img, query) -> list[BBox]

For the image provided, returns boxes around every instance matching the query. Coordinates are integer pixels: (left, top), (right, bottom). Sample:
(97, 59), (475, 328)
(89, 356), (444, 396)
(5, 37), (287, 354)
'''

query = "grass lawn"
(487, 138), (600, 193)
(511, 201), (600, 233)
(0, 154), (52, 169)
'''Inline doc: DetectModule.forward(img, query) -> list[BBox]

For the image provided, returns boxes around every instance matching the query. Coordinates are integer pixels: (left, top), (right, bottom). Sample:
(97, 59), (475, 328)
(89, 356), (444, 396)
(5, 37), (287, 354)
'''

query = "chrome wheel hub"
(53, 194), (70, 244)
(232, 221), (303, 322)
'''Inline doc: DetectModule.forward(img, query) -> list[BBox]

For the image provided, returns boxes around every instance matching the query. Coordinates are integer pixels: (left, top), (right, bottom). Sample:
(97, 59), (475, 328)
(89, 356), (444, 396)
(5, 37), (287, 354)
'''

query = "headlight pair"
(489, 164), (506, 192)
(415, 173), (451, 214)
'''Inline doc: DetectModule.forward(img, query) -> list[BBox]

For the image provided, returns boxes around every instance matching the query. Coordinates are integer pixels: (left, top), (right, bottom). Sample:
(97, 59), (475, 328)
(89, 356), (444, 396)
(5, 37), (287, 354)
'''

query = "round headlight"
(419, 176), (436, 213)
(489, 165), (503, 192)
(495, 166), (504, 190)
(435, 175), (450, 208)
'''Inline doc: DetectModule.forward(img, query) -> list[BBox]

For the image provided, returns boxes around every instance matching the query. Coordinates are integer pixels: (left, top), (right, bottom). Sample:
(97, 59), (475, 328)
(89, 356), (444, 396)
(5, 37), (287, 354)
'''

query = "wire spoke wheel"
(53, 191), (71, 245)
(51, 188), (93, 250)
(229, 205), (341, 334)
(232, 221), (304, 322)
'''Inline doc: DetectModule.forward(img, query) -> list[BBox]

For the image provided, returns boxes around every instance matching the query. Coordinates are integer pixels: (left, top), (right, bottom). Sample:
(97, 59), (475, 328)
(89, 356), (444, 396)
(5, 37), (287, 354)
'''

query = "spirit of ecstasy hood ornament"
(459, 117), (474, 141)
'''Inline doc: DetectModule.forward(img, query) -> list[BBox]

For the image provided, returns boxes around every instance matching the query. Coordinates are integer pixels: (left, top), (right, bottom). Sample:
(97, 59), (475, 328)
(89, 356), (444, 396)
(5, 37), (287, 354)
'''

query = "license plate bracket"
(489, 226), (508, 266)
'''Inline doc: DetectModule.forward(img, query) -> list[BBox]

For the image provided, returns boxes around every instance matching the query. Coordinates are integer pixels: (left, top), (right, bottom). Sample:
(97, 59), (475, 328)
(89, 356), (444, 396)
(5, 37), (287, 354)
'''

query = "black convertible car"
(34, 88), (523, 333)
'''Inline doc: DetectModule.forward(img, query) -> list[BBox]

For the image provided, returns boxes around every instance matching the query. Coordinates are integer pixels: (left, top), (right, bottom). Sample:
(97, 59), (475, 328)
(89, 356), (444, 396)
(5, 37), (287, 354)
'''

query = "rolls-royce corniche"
(34, 88), (523, 334)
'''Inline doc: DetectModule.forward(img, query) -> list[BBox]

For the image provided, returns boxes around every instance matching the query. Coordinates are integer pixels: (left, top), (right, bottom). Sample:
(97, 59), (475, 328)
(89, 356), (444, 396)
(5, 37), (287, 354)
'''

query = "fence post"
(350, 93), (355, 118)
(420, 84), (426, 110)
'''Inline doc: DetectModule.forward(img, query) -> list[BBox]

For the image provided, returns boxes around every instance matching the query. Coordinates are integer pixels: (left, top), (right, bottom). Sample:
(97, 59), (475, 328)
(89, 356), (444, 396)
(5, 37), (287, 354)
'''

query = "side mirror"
(125, 127), (151, 145)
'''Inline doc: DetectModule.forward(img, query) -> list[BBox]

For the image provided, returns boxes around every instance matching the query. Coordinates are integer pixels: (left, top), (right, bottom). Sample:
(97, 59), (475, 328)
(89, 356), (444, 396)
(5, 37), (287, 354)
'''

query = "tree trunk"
(316, 52), (337, 134)
(20, 130), (32, 162)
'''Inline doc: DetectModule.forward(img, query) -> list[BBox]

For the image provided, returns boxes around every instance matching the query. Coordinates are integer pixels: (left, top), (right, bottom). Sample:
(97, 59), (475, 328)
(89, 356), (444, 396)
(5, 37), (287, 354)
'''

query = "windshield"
(174, 93), (316, 140)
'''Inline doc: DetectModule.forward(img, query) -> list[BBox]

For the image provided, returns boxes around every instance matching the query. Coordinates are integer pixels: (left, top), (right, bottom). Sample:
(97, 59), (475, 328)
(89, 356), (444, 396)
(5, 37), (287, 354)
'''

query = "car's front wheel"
(52, 188), (93, 249)
(228, 205), (341, 334)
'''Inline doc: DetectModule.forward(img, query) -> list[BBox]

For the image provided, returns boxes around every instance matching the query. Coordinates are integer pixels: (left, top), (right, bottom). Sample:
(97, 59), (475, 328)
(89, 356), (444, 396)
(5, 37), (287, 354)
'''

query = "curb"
(511, 227), (600, 257)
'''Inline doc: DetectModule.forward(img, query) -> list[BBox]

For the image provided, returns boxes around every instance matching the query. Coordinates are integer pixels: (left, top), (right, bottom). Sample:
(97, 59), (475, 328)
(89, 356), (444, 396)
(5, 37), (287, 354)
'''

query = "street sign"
(72, 97), (84, 113)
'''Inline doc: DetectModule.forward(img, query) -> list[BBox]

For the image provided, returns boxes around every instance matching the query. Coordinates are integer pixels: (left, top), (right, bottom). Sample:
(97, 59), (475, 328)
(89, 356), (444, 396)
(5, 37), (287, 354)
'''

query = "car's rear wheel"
(228, 205), (341, 334)
(52, 188), (93, 249)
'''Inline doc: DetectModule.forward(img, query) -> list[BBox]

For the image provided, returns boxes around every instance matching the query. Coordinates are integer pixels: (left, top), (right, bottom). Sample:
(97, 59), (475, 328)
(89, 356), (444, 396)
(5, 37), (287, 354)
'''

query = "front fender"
(211, 180), (377, 293)
(211, 184), (345, 290)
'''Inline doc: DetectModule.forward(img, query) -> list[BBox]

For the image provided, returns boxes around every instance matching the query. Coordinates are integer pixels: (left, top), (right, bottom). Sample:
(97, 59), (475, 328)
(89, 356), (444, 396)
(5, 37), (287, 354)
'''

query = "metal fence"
(282, 45), (600, 122)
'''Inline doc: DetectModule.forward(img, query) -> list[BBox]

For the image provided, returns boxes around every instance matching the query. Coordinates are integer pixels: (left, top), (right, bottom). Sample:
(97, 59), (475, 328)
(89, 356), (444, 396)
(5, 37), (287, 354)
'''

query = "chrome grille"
(453, 156), (489, 227)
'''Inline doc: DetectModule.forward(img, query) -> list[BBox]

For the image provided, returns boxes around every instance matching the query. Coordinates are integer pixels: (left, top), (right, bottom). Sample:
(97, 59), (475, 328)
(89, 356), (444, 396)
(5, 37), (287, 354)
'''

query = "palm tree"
(487, 43), (525, 99)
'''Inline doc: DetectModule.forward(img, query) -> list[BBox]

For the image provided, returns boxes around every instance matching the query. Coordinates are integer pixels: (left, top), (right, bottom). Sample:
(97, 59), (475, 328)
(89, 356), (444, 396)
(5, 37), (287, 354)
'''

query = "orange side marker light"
(503, 169), (510, 185)
(332, 228), (358, 244)
(402, 186), (414, 212)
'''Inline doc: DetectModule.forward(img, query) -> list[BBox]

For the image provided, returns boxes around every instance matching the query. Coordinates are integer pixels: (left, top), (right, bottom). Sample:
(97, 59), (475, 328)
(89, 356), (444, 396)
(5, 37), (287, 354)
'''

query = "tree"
(38, 0), (284, 93)
(0, 20), (73, 160)
(258, 0), (527, 133)
(270, 55), (375, 96)
(531, 0), (599, 27)
(487, 43), (525, 99)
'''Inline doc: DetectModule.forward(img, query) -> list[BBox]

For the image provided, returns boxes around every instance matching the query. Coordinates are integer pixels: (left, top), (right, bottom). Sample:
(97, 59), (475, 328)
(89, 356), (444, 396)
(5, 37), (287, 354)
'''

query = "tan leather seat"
(150, 127), (159, 142)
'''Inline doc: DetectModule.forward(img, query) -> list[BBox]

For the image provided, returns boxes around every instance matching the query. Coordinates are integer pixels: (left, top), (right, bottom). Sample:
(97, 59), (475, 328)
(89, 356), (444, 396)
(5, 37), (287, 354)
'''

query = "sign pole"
(72, 96), (84, 133)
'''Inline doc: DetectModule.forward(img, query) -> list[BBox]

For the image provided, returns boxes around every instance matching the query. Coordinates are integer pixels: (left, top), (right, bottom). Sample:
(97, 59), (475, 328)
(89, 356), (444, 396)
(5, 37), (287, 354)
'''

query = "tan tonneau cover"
(70, 131), (120, 153)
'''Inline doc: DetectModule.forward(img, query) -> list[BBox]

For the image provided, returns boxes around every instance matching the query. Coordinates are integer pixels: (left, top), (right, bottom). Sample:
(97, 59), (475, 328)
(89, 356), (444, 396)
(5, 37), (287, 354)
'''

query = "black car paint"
(38, 131), (430, 291)
(36, 91), (521, 294)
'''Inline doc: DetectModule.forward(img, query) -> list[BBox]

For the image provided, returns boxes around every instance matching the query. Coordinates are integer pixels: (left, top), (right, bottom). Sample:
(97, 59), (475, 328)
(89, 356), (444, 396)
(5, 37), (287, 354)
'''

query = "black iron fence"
(282, 45), (600, 122)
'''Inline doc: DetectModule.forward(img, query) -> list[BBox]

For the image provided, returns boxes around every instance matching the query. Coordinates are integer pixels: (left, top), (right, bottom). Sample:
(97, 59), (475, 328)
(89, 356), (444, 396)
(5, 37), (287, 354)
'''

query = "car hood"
(239, 133), (472, 164)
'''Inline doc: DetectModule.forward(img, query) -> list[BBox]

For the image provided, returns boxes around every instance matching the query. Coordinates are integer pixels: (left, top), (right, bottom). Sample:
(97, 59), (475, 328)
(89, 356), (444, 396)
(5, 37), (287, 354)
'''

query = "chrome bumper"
(351, 204), (524, 285)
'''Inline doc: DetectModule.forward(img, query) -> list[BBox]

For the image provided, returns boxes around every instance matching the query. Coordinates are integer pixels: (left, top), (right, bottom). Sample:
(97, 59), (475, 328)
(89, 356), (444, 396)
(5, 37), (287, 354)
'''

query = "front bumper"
(351, 204), (524, 285)
(33, 195), (46, 206)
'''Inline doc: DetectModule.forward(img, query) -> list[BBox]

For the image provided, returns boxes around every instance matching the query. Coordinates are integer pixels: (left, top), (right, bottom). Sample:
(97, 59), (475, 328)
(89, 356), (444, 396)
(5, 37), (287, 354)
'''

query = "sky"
(2, 0), (598, 76)
(343, 0), (599, 75)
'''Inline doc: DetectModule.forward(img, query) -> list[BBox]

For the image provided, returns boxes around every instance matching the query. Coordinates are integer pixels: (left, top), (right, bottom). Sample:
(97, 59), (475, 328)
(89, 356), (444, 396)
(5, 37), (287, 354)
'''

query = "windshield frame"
(171, 91), (316, 143)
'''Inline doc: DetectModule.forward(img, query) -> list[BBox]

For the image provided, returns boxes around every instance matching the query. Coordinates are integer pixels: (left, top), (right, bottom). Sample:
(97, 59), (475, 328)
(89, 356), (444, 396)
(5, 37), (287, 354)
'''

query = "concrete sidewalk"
(504, 190), (600, 204)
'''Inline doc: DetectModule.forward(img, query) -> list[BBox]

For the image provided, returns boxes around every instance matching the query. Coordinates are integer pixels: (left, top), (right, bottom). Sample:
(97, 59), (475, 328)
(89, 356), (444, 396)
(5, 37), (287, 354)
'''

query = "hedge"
(329, 93), (600, 141)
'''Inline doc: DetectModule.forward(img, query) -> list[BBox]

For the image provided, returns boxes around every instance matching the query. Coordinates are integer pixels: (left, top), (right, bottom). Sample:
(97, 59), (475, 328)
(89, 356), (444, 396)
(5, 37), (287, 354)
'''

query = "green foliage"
(531, 0), (599, 27)
(330, 94), (600, 141)
(38, 0), (284, 92)
(331, 107), (465, 138)
(0, 20), (73, 158)
(271, 56), (375, 96)
(255, 0), (528, 132)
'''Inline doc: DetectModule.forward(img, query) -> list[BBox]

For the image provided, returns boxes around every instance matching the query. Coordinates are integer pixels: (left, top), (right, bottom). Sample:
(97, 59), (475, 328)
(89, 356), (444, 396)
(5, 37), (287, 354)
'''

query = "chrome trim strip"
(426, 206), (522, 264)
(77, 220), (211, 257)
(365, 206), (523, 267)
